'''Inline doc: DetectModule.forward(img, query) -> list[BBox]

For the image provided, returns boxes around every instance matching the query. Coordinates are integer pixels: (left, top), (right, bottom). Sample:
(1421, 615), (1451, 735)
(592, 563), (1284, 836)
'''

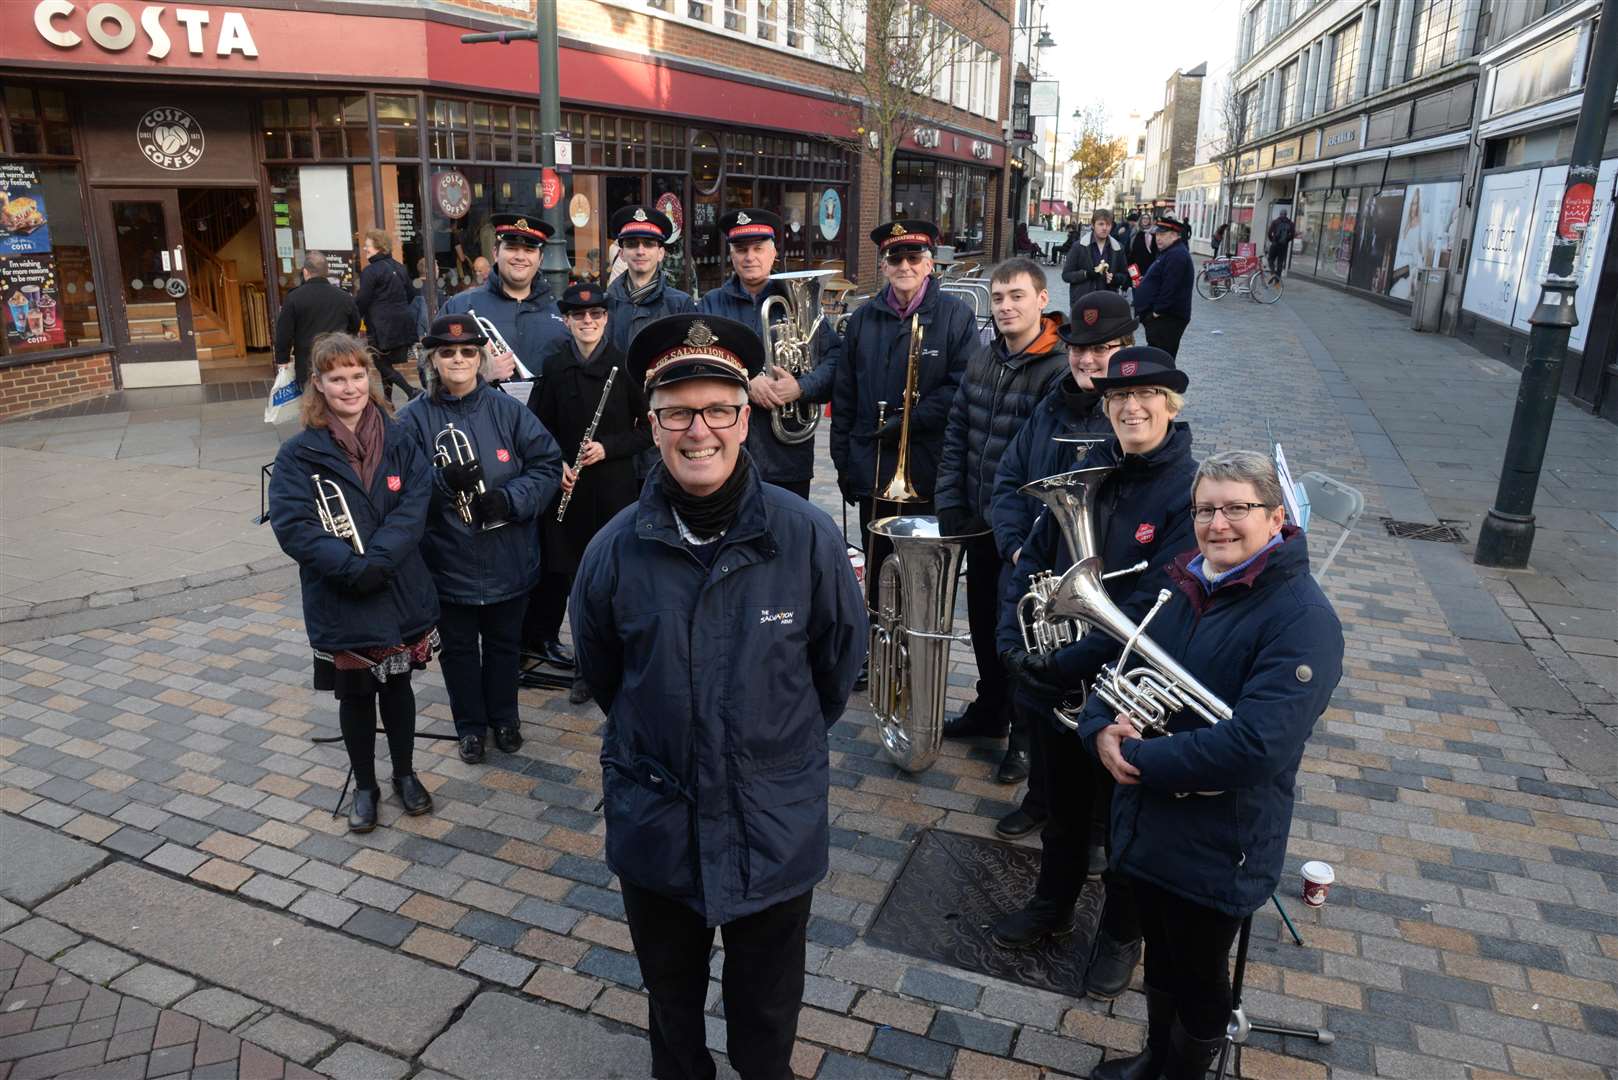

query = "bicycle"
(1196, 255), (1284, 304)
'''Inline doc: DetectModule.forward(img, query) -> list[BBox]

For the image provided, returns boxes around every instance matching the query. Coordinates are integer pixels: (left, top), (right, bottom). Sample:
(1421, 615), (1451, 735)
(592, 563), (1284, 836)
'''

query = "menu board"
(1, 254), (67, 348)
(0, 163), (52, 256)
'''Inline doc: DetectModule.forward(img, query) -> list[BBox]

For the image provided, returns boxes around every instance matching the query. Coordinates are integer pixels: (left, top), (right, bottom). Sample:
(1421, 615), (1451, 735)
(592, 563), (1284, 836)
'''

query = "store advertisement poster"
(1511, 159), (1616, 350)
(1, 254), (67, 348)
(1350, 187), (1406, 293)
(0, 164), (52, 255)
(1387, 182), (1462, 301)
(1462, 169), (1541, 326)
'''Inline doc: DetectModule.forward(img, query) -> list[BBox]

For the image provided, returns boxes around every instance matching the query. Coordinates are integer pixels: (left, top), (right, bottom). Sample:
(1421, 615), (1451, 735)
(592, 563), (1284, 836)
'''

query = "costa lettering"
(33, 1), (260, 60)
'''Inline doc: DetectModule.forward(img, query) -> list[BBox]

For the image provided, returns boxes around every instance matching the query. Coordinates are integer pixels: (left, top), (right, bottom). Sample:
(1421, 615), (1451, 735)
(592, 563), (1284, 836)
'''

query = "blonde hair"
(363, 228), (391, 254)
(300, 333), (393, 428)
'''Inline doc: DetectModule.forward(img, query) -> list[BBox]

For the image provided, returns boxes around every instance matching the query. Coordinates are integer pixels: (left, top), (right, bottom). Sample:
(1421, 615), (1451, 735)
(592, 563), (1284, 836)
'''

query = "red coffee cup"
(1300, 860), (1334, 907)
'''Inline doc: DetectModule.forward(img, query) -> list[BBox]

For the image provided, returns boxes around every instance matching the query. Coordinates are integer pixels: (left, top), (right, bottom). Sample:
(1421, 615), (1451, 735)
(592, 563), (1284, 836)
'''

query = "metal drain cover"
(1382, 518), (1467, 543)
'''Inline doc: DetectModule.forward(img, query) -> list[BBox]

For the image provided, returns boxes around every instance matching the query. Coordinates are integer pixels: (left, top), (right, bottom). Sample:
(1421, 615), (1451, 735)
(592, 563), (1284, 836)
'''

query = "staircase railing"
(187, 240), (244, 359)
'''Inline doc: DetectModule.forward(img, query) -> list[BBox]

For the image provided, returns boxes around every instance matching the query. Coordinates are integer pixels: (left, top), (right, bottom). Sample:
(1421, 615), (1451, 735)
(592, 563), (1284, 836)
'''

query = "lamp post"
(1016, 25), (1055, 226)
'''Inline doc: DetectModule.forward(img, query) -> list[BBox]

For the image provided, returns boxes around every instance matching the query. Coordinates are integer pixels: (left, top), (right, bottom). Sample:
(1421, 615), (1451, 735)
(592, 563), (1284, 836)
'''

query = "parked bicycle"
(1196, 254), (1283, 304)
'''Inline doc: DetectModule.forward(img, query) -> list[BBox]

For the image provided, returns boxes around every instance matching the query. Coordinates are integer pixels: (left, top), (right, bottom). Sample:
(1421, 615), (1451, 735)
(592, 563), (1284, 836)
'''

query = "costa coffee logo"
(136, 107), (205, 171)
(34, 1), (259, 59)
(434, 171), (471, 220)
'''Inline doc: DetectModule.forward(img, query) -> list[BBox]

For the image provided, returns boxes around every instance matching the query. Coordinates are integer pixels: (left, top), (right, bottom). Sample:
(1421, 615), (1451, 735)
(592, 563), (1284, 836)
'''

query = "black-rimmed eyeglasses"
(652, 404), (744, 431)
(1191, 502), (1275, 524)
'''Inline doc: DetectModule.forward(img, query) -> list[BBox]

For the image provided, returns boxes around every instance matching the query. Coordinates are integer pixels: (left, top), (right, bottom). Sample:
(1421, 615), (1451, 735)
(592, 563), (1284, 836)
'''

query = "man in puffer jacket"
(934, 257), (1068, 784)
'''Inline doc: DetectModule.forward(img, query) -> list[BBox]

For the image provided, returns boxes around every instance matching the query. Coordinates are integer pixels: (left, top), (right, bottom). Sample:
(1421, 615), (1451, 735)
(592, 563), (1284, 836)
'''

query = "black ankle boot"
(1086, 930), (1143, 1000)
(1163, 1016), (1226, 1080)
(990, 897), (1074, 949)
(348, 786), (379, 833)
(1092, 987), (1174, 1080)
(391, 773), (432, 816)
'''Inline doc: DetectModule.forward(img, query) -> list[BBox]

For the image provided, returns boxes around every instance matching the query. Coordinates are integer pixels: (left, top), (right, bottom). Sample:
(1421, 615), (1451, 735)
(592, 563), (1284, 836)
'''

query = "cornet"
(433, 422), (508, 531)
(312, 473), (364, 555)
(468, 308), (533, 380)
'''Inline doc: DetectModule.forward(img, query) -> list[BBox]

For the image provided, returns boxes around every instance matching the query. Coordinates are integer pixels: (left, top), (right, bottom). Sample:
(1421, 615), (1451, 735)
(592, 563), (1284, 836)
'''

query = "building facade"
(0, 0), (1013, 417)
(1144, 65), (1206, 204)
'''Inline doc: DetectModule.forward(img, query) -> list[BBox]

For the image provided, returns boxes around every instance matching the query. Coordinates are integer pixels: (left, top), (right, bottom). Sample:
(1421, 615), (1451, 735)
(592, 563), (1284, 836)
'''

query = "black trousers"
(523, 570), (573, 651)
(375, 344), (418, 401)
(1143, 313), (1190, 358)
(963, 531), (1011, 721)
(858, 495), (936, 610)
(438, 595), (525, 738)
(1267, 240), (1289, 274)
(621, 882), (811, 1080)
(1132, 875), (1243, 1040)
(337, 676), (417, 790)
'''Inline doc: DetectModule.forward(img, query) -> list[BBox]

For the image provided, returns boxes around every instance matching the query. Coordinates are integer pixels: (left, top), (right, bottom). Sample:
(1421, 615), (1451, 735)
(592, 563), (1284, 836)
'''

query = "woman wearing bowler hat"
(1076, 448), (1342, 1080)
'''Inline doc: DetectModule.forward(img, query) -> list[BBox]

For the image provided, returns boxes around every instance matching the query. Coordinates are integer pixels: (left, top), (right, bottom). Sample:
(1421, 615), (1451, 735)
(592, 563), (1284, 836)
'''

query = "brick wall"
(0, 353), (115, 421)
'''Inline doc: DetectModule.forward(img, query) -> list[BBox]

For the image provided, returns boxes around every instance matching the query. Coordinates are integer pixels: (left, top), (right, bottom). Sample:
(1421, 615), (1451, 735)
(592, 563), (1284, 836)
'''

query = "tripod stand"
(1214, 913), (1333, 1080)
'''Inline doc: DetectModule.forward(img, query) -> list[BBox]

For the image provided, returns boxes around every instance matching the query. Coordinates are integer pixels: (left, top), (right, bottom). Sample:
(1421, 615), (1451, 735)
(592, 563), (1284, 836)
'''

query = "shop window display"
(0, 161), (100, 359)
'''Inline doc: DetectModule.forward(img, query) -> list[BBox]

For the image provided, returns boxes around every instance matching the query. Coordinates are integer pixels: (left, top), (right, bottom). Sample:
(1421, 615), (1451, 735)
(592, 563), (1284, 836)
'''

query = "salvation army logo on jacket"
(1135, 522), (1155, 544)
(496, 448), (511, 463)
(387, 475), (402, 492)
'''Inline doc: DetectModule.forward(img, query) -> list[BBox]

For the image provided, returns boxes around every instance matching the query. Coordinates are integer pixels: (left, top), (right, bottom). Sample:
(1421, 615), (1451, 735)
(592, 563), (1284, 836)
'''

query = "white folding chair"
(1298, 471), (1364, 584)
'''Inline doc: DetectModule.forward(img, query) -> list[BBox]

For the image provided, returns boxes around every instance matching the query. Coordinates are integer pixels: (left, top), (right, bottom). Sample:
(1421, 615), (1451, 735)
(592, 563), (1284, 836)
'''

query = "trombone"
(468, 308), (533, 380)
(312, 473), (364, 555)
(872, 312), (924, 504)
(433, 422), (508, 531)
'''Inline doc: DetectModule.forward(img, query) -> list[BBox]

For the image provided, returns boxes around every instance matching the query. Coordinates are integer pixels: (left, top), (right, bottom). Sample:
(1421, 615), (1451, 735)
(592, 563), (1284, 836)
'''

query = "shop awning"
(1037, 200), (1071, 215)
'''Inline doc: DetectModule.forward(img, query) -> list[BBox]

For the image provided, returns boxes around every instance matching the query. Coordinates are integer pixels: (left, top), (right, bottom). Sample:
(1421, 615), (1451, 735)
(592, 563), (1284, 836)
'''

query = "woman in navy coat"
(1079, 449), (1344, 1080)
(267, 333), (440, 833)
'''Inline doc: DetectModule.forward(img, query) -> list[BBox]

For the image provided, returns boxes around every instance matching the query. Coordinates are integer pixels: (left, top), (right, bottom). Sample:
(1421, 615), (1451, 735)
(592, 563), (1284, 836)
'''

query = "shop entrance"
(91, 188), (197, 377)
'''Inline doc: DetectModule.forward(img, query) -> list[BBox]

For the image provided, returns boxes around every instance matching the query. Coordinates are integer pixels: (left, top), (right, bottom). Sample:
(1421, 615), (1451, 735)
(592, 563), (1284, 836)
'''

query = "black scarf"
(1060, 375), (1102, 418)
(660, 452), (751, 540)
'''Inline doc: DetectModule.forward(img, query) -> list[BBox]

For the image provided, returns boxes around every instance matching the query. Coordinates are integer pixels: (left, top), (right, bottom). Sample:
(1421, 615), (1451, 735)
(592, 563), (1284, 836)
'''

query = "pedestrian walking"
(1267, 210), (1295, 277)
(1061, 209), (1129, 311)
(1127, 211), (1157, 282)
(266, 333), (439, 833)
(571, 311), (866, 1080)
(1133, 216), (1194, 358)
(273, 251), (360, 389)
(354, 230), (422, 403)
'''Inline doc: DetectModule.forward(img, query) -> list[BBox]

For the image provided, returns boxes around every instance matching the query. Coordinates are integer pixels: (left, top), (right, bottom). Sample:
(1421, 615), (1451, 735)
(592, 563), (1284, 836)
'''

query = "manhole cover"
(1381, 518), (1467, 543)
(865, 829), (1102, 997)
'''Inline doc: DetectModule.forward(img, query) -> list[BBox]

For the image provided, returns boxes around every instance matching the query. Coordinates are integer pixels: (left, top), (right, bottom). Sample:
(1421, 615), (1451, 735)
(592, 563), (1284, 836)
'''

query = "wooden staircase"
(180, 188), (272, 382)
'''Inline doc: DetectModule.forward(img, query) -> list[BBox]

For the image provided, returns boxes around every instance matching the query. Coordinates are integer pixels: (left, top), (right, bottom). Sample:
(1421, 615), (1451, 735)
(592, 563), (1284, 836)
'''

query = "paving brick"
(899, 969), (981, 1010)
(341, 908), (414, 948)
(575, 946), (644, 990)
(522, 967), (604, 1010)
(108, 965), (194, 1007)
(241, 1012), (334, 1064)
(795, 1006), (874, 1053)
(55, 942), (137, 984)
(175, 987), (261, 1029)
(458, 945), (536, 987)
(867, 1027), (955, 1076)
(814, 1050), (907, 1080)
(1013, 1028), (1103, 1076)
(314, 1041), (411, 1080)
(928, 1010), (1016, 1056)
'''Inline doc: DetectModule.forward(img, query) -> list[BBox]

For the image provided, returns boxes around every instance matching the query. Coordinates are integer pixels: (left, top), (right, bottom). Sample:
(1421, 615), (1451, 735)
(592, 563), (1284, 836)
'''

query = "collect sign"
(1559, 182), (1595, 239)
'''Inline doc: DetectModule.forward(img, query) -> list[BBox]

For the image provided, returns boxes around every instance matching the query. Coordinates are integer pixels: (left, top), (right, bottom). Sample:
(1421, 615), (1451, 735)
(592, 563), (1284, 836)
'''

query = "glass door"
(93, 188), (195, 365)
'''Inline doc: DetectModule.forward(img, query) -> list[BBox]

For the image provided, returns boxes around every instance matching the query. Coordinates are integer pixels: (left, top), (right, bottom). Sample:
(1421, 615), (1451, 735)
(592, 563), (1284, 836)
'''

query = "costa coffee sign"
(33, 1), (259, 59)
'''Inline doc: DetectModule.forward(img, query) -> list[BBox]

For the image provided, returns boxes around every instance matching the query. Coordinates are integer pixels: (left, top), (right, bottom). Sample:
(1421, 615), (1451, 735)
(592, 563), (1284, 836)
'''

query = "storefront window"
(691, 130), (722, 194)
(3, 87), (74, 157)
(1320, 189), (1357, 284)
(1295, 190), (1323, 276)
(267, 165), (369, 301)
(426, 165), (540, 297)
(376, 95), (420, 160)
(0, 162), (101, 359)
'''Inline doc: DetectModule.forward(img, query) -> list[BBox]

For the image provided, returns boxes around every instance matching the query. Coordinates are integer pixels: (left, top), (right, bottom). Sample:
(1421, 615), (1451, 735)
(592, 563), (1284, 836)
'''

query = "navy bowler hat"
(628, 313), (764, 392)
(1060, 292), (1138, 346)
(1090, 346), (1189, 395)
(421, 313), (488, 349)
(558, 281), (609, 313)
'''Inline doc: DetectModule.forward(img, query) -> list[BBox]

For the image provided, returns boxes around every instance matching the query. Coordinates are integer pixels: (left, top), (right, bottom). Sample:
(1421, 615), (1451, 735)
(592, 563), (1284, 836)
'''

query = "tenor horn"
(867, 515), (979, 772)
(759, 269), (836, 445)
(312, 473), (364, 555)
(433, 422), (508, 532)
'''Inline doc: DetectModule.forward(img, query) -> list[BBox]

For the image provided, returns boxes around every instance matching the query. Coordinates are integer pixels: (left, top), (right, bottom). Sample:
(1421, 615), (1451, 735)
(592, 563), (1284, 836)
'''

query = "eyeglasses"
(434, 346), (481, 359)
(1191, 502), (1275, 524)
(885, 251), (928, 266)
(652, 404), (744, 431)
(566, 309), (609, 322)
(1102, 387), (1167, 406)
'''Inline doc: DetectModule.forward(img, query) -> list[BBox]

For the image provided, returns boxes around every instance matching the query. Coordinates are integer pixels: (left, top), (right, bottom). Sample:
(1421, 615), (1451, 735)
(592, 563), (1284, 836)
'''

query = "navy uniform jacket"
(988, 376), (1111, 563)
(441, 275), (568, 377)
(605, 273), (697, 355)
(396, 380), (562, 606)
(1077, 528), (1344, 918)
(697, 275), (836, 485)
(1133, 242), (1194, 321)
(570, 457), (867, 927)
(828, 281), (974, 501)
(267, 417), (439, 653)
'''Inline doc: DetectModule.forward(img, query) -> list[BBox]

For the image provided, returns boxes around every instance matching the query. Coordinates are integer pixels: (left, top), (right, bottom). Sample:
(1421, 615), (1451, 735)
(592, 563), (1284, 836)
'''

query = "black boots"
(1164, 1018), (1225, 1080)
(991, 897), (1074, 949)
(392, 773), (433, 816)
(941, 699), (1009, 739)
(994, 807), (1048, 839)
(493, 724), (524, 753)
(1086, 931), (1144, 1000)
(458, 733), (485, 763)
(1092, 987), (1174, 1080)
(568, 678), (592, 705)
(349, 786), (379, 833)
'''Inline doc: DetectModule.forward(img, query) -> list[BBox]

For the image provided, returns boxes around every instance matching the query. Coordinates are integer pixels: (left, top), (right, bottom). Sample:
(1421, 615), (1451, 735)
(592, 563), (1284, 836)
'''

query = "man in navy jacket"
(605, 205), (697, 355)
(572, 312), (865, 1080)
(1131, 216), (1195, 358)
(441, 212), (568, 381)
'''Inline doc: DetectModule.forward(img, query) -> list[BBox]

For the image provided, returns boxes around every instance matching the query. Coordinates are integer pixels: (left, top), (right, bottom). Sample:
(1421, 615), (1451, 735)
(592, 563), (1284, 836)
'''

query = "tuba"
(867, 516), (980, 772)
(759, 269), (837, 445)
(312, 473), (364, 555)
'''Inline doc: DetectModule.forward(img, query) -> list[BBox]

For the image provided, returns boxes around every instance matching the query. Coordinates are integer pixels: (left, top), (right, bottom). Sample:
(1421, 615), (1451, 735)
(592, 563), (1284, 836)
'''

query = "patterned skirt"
(313, 628), (440, 698)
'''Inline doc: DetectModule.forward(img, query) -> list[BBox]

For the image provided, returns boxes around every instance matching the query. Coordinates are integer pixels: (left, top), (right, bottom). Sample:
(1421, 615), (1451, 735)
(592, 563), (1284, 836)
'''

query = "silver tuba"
(867, 516), (980, 772)
(759, 269), (836, 445)
(312, 473), (364, 555)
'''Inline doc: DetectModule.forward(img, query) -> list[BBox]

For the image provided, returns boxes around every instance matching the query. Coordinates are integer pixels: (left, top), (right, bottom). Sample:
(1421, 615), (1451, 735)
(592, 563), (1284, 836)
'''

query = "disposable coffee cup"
(1300, 860), (1334, 907)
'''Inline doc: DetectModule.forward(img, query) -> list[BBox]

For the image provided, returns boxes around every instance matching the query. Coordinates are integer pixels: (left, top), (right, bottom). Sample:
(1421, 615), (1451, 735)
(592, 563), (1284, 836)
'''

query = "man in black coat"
(1267, 210), (1295, 276)
(274, 252), (359, 389)
(355, 228), (421, 402)
(1133, 216), (1195, 358)
(1061, 209), (1129, 312)
(1127, 211), (1157, 283)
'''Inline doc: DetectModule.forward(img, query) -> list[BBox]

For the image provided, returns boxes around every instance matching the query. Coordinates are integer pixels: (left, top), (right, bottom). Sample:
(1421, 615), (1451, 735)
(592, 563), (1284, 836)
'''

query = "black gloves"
(877, 411), (905, 447)
(350, 562), (391, 594)
(441, 460), (483, 494)
(476, 487), (510, 524)
(1002, 648), (1069, 704)
(936, 508), (972, 537)
(837, 475), (858, 507)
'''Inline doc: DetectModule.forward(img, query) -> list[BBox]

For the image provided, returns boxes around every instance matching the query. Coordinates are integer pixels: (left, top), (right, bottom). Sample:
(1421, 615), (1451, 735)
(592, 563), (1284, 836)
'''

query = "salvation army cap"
(490, 212), (554, 246)
(421, 314), (488, 349)
(610, 205), (675, 243)
(718, 208), (782, 245)
(1090, 346), (1189, 395)
(1150, 215), (1190, 237)
(1060, 292), (1138, 347)
(870, 219), (939, 256)
(557, 282), (609, 314)
(628, 313), (764, 392)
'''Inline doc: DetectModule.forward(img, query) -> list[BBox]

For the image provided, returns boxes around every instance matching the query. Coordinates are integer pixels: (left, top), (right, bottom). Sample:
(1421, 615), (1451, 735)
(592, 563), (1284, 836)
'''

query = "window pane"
(5, 87), (42, 154)
(0, 164), (103, 358)
(1330, 19), (1362, 110)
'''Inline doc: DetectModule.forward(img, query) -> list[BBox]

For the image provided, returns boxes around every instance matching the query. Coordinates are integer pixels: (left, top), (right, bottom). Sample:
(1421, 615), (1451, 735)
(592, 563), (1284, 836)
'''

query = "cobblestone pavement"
(2, 282), (1617, 1079)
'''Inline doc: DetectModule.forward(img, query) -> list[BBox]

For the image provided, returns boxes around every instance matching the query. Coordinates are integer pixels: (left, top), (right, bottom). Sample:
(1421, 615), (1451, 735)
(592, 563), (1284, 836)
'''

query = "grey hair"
(422, 343), (495, 392)
(1191, 450), (1285, 508)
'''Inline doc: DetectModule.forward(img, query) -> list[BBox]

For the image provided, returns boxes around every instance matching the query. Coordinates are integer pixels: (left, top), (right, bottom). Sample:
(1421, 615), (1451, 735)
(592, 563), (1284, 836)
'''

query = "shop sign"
(1258, 146), (1275, 171)
(1238, 150), (1258, 174)
(913, 127), (940, 149)
(1271, 137), (1300, 166)
(541, 168), (562, 210)
(818, 189), (842, 241)
(555, 140), (573, 168)
(135, 107), (205, 171)
(656, 192), (684, 244)
(1320, 119), (1359, 158)
(33, 1), (259, 60)
(1, 254), (66, 349)
(569, 193), (591, 228)
(971, 140), (992, 161)
(434, 171), (471, 220)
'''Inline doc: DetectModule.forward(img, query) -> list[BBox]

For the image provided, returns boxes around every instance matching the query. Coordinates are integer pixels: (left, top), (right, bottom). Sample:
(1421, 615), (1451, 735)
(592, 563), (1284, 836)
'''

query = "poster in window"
(1387, 182), (1461, 301)
(818, 189), (842, 241)
(1, 254), (67, 348)
(1511, 159), (1617, 351)
(1462, 169), (1541, 326)
(298, 166), (354, 251)
(1349, 187), (1406, 293)
(0, 164), (52, 256)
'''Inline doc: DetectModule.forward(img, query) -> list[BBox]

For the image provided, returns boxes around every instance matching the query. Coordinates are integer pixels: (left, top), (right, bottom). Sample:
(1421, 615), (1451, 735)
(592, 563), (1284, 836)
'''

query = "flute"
(557, 366), (618, 522)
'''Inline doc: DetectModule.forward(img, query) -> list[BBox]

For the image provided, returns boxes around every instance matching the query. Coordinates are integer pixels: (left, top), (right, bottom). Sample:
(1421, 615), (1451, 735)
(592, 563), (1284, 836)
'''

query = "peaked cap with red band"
(1090, 345), (1189, 395)
(1059, 291), (1137, 347)
(490, 211), (554, 246)
(718, 208), (782, 244)
(870, 218), (939, 254)
(421, 313), (489, 349)
(628, 313), (764, 392)
(609, 204), (675, 243)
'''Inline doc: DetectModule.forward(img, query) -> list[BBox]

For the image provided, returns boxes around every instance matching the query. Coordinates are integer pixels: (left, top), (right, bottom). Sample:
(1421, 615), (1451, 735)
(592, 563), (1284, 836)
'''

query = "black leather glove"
(350, 562), (390, 594)
(441, 460), (483, 494)
(837, 476), (857, 507)
(1002, 648), (1068, 704)
(877, 411), (905, 447)
(936, 508), (972, 537)
(476, 487), (510, 524)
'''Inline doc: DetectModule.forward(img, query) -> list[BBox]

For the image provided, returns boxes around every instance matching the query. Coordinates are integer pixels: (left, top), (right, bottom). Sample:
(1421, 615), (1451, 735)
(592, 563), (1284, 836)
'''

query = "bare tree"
(1206, 79), (1252, 239)
(1067, 105), (1127, 212)
(806, 0), (998, 218)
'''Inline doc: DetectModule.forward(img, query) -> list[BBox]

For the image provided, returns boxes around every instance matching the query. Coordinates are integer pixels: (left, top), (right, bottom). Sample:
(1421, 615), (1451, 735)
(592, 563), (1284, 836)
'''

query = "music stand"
(1215, 914), (1333, 1080)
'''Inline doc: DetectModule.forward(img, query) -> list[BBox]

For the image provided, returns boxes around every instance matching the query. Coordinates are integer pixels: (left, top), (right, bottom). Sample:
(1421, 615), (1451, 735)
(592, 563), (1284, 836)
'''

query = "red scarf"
(329, 401), (386, 492)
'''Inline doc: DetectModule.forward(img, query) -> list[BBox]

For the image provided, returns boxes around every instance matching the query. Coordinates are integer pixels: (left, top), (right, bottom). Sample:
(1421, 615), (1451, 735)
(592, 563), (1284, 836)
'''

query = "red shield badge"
(1135, 522), (1156, 544)
(448, 321), (464, 337)
(1082, 308), (1099, 326)
(386, 475), (402, 492)
(496, 448), (511, 463)
(1120, 361), (1138, 376)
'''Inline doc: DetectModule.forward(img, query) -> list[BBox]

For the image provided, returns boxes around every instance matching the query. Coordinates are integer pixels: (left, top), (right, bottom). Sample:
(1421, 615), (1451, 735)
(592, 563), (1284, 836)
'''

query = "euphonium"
(867, 515), (978, 772)
(759, 269), (836, 445)
(312, 473), (364, 555)
(873, 312), (924, 504)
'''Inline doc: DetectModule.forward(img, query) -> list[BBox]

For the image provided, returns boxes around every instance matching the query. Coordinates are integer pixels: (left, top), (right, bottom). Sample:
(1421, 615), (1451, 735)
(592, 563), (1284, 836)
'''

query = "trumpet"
(312, 473), (364, 555)
(434, 422), (508, 531)
(468, 308), (533, 380)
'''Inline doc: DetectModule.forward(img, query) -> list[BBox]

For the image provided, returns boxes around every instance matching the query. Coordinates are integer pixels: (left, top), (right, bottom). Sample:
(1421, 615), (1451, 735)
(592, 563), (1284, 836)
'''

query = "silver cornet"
(433, 422), (508, 531)
(468, 308), (533, 379)
(312, 473), (364, 555)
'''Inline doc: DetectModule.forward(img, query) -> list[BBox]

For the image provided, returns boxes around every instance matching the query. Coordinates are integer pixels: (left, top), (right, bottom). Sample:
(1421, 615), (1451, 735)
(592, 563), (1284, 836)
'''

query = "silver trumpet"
(468, 308), (533, 379)
(759, 269), (837, 445)
(433, 422), (508, 532)
(312, 473), (364, 555)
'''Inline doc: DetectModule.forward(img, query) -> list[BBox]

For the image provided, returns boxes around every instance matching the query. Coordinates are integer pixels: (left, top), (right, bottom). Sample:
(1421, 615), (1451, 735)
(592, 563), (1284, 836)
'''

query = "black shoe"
(990, 898), (1074, 949)
(1086, 931), (1144, 1000)
(1087, 842), (1109, 880)
(994, 808), (1047, 839)
(1164, 1017), (1225, 1080)
(942, 700), (1009, 740)
(348, 786), (379, 833)
(1092, 987), (1175, 1080)
(392, 773), (433, 816)
(537, 639), (575, 668)
(854, 659), (869, 693)
(568, 678), (592, 705)
(493, 724), (523, 754)
(996, 746), (1031, 785)
(458, 733), (485, 764)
